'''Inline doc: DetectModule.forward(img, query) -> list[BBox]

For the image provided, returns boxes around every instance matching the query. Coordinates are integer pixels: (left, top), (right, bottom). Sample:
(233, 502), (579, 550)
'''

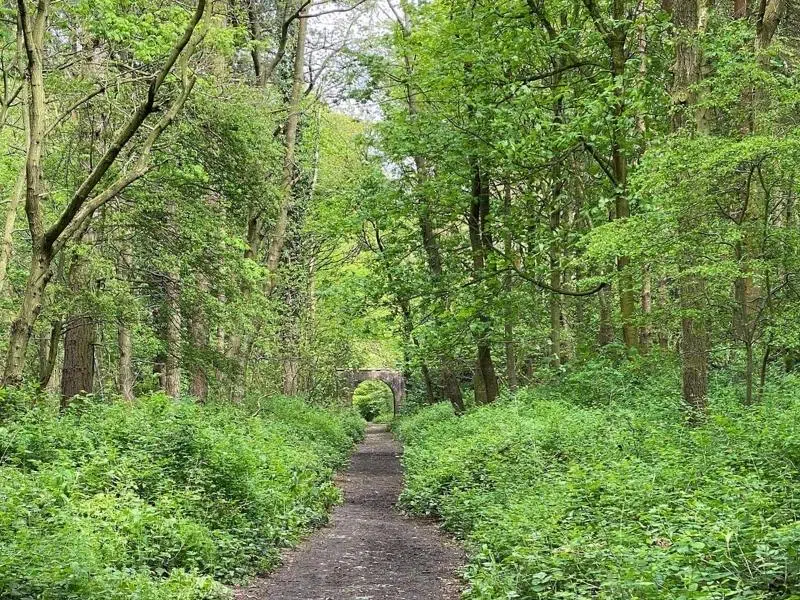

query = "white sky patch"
(305, 0), (402, 121)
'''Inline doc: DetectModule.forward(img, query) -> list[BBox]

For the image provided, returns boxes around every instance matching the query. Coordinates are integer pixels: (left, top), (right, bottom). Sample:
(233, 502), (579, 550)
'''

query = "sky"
(305, 0), (399, 121)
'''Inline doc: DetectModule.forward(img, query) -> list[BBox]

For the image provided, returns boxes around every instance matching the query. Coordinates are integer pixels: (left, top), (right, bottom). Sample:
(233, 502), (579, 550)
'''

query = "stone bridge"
(338, 369), (406, 415)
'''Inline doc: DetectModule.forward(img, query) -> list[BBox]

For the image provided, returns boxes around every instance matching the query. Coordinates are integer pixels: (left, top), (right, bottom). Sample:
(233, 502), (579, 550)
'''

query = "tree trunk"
(224, 4), (308, 402)
(246, 2), (263, 81)
(474, 343), (498, 405)
(419, 360), (436, 404)
(441, 361), (465, 413)
(189, 316), (209, 401)
(163, 271), (181, 398)
(549, 206), (562, 367)
(6, 0), (204, 389)
(415, 173), (464, 411)
(503, 184), (518, 390)
(0, 170), (24, 294)
(154, 352), (166, 390)
(61, 316), (95, 404)
(37, 330), (50, 387)
(505, 321), (518, 391)
(658, 277), (670, 349)
(731, 0), (783, 401)
(640, 265), (652, 352)
(548, 70), (566, 366)
(468, 162), (498, 405)
(744, 340), (754, 405)
(118, 323), (135, 401)
(4, 250), (52, 385)
(4, 6), (49, 386)
(681, 279), (709, 414)
(524, 357), (534, 382)
(38, 319), (60, 389)
(420, 207), (464, 412)
(598, 282), (614, 346)
(755, 0), (784, 51)
(575, 283), (588, 354)
(673, 0), (710, 415)
(282, 358), (300, 396)
(609, 21), (637, 351)
(758, 341), (771, 401)
(116, 239), (135, 401)
(398, 7), (464, 412)
(188, 275), (209, 401)
(265, 4), (308, 288)
(279, 279), (301, 397)
(61, 227), (97, 405)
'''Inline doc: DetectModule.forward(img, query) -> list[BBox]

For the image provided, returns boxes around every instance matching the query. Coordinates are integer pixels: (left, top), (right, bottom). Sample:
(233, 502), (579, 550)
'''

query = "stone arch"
(339, 369), (406, 415)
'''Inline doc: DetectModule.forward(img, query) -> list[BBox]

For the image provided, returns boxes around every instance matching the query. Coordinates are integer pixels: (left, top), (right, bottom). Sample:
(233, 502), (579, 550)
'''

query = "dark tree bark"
(502, 184), (518, 390)
(189, 316), (209, 401)
(549, 204), (562, 367)
(640, 265), (652, 352)
(61, 316), (95, 404)
(38, 319), (61, 389)
(681, 302), (709, 414)
(118, 324), (134, 401)
(61, 227), (95, 406)
(658, 277), (670, 350)
(163, 271), (181, 398)
(468, 162), (498, 405)
(673, 0), (710, 415)
(598, 282), (614, 346)
(418, 203), (465, 412)
(116, 241), (135, 401)
(755, 0), (784, 49)
(420, 360), (436, 403)
(189, 275), (209, 401)
(610, 34), (637, 351)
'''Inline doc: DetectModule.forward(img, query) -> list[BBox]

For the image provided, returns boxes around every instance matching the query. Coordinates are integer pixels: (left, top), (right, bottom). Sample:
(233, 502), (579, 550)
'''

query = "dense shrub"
(352, 380), (394, 421)
(396, 361), (800, 600)
(0, 393), (364, 599)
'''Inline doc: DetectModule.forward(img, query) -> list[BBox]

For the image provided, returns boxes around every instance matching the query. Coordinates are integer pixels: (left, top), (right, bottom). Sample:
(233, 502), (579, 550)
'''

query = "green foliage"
(351, 380), (394, 421)
(0, 394), (364, 599)
(396, 364), (800, 599)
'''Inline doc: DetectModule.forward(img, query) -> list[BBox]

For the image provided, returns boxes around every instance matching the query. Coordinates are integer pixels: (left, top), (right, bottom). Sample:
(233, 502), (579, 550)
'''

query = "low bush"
(0, 393), (364, 599)
(396, 360), (800, 599)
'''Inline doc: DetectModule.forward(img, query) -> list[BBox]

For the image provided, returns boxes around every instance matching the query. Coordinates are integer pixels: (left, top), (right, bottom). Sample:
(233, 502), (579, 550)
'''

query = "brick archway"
(339, 369), (406, 415)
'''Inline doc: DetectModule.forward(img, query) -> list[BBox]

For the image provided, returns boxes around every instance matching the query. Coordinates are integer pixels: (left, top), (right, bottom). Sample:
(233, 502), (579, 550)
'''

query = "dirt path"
(235, 423), (463, 600)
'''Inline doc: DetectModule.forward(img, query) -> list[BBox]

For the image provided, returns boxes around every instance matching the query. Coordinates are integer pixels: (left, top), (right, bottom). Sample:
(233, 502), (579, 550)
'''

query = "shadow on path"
(235, 423), (463, 600)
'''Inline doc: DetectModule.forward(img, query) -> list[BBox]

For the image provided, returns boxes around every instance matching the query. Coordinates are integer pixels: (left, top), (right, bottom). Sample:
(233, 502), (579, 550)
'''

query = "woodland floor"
(235, 423), (463, 600)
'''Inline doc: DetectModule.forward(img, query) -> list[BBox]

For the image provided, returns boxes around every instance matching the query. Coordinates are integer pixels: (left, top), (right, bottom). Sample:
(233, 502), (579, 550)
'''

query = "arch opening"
(352, 380), (394, 422)
(338, 369), (406, 416)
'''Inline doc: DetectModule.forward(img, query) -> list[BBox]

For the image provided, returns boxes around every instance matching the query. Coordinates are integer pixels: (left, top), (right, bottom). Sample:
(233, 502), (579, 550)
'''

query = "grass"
(395, 357), (800, 599)
(0, 392), (364, 600)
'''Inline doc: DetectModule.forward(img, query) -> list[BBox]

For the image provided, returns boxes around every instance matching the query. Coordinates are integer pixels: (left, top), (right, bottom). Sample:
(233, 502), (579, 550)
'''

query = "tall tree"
(4, 0), (206, 385)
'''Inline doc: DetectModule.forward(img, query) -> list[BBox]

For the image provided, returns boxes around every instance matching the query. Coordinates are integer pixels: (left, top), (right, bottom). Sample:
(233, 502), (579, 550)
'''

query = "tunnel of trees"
(0, 0), (797, 416)
(2, 0), (800, 597)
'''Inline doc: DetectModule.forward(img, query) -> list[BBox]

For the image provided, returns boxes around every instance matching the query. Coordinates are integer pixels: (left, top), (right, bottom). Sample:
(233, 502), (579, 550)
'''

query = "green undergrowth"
(0, 392), (364, 599)
(395, 359), (800, 599)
